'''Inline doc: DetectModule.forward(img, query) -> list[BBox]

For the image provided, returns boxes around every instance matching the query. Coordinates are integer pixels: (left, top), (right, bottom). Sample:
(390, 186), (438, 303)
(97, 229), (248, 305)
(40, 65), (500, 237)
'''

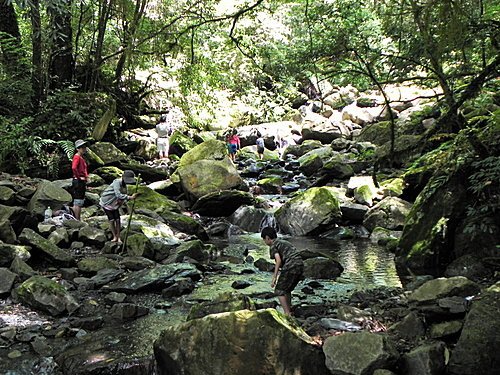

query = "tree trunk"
(89, 0), (113, 91)
(30, 0), (43, 107)
(49, 0), (74, 88)
(0, 1), (27, 77)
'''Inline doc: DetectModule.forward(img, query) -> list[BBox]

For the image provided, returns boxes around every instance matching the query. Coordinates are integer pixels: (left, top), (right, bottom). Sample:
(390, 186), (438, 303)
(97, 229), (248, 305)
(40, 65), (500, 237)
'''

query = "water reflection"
(285, 237), (401, 288)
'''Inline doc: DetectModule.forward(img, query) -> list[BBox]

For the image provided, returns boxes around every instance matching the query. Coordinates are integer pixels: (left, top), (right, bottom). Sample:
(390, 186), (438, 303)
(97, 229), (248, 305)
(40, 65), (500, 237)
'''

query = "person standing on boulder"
(71, 139), (88, 221)
(227, 128), (241, 162)
(156, 114), (173, 161)
(261, 226), (304, 316)
(256, 131), (265, 160)
(99, 170), (138, 243)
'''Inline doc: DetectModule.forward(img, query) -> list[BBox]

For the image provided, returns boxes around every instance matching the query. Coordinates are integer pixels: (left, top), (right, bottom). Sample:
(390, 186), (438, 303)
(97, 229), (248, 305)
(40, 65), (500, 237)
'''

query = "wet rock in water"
(10, 256), (36, 280)
(363, 197), (412, 232)
(0, 219), (16, 243)
(19, 228), (75, 266)
(192, 190), (255, 217)
(120, 256), (156, 271)
(126, 233), (155, 259)
(320, 318), (362, 331)
(231, 280), (253, 289)
(31, 336), (53, 356)
(320, 226), (355, 240)
(16, 275), (79, 316)
(402, 341), (446, 375)
(323, 332), (398, 375)
(369, 227), (402, 245)
(0, 267), (17, 295)
(177, 159), (244, 200)
(161, 278), (195, 298)
(257, 176), (283, 194)
(429, 320), (463, 339)
(78, 225), (106, 247)
(56, 313), (171, 374)
(77, 256), (119, 274)
(0, 241), (31, 266)
(448, 282), (500, 375)
(103, 263), (200, 293)
(303, 257), (343, 279)
(254, 258), (274, 272)
(230, 206), (268, 233)
(408, 277), (480, 304)
(110, 303), (150, 320)
(155, 309), (330, 375)
(27, 180), (72, 217)
(337, 305), (372, 324)
(298, 150), (325, 177)
(187, 291), (256, 320)
(444, 254), (491, 281)
(276, 187), (341, 236)
(387, 311), (425, 340)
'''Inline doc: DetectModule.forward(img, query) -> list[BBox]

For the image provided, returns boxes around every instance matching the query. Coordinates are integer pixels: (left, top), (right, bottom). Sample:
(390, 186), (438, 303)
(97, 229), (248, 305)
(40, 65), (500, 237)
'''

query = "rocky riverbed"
(1, 88), (498, 374)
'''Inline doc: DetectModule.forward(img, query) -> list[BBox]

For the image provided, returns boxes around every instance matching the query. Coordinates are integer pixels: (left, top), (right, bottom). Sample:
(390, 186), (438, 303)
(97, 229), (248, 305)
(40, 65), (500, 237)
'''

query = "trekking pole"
(122, 173), (141, 253)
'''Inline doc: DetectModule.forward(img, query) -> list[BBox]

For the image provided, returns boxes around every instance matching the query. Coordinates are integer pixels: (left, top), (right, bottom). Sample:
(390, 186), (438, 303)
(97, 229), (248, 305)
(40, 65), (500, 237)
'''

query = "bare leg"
(73, 205), (81, 221)
(278, 294), (292, 316)
(109, 220), (118, 241)
(115, 220), (122, 243)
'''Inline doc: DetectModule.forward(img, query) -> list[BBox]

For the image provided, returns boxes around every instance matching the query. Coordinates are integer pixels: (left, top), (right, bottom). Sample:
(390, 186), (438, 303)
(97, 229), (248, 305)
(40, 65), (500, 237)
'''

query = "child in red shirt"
(71, 140), (88, 220)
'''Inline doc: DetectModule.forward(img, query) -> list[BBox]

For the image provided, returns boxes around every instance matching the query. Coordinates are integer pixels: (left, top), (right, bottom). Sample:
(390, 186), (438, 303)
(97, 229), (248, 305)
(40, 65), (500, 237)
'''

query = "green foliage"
(33, 90), (113, 140)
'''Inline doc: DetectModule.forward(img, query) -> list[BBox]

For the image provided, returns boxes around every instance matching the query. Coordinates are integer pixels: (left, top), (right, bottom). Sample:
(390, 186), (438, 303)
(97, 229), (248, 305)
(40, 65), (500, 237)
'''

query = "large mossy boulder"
(323, 332), (398, 375)
(276, 187), (342, 236)
(19, 228), (74, 266)
(89, 142), (128, 165)
(177, 139), (228, 169)
(396, 172), (468, 277)
(187, 292), (255, 320)
(177, 159), (244, 200)
(448, 282), (500, 375)
(28, 181), (72, 217)
(363, 197), (412, 232)
(356, 121), (392, 146)
(129, 186), (180, 214)
(283, 139), (323, 158)
(16, 275), (79, 316)
(229, 206), (268, 233)
(77, 257), (119, 274)
(154, 309), (330, 375)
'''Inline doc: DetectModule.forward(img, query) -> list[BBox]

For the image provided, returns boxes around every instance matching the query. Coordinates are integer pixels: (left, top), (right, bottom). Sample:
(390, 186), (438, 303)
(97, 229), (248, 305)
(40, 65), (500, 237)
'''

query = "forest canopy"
(0, 0), (498, 159)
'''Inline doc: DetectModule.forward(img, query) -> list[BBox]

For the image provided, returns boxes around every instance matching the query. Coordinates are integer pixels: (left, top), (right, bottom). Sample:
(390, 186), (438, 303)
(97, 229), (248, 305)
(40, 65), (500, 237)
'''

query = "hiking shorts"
(72, 179), (86, 206)
(229, 143), (238, 154)
(257, 146), (265, 154)
(157, 137), (169, 153)
(103, 208), (120, 221)
(274, 266), (303, 296)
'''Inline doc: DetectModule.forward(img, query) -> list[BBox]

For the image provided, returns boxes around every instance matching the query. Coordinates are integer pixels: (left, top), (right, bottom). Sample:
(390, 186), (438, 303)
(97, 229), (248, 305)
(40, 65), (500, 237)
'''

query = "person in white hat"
(99, 170), (138, 243)
(71, 140), (88, 220)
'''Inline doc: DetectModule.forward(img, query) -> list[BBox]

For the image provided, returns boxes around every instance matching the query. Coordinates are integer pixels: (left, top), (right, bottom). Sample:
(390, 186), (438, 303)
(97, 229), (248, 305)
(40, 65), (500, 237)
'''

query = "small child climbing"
(256, 131), (265, 160)
(227, 128), (241, 162)
(261, 226), (304, 316)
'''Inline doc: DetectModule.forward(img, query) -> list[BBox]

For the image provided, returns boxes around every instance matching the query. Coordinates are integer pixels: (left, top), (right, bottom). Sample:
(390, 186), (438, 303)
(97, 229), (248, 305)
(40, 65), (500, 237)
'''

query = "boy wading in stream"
(261, 226), (304, 316)
(99, 170), (138, 243)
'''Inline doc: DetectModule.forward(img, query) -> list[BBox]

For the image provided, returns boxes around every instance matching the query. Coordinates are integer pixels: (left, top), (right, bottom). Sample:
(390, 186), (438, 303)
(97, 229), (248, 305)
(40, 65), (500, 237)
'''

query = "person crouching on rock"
(71, 139), (88, 220)
(99, 170), (138, 243)
(261, 226), (304, 316)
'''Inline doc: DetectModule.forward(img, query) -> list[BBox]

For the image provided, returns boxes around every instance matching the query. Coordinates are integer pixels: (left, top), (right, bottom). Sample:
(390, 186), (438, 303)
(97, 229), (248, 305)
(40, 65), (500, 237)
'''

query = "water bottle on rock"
(44, 206), (52, 221)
